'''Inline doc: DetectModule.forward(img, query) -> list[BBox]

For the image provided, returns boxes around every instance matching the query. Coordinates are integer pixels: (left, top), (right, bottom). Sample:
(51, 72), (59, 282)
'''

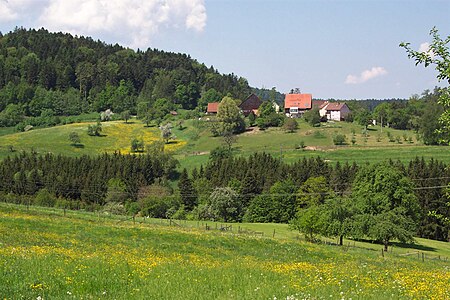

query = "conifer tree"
(178, 168), (197, 211)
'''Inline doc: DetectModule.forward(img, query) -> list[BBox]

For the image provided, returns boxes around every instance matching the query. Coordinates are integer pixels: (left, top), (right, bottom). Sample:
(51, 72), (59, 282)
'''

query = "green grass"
(1, 203), (449, 299)
(0, 119), (185, 159)
(0, 118), (448, 169)
(0, 126), (15, 137)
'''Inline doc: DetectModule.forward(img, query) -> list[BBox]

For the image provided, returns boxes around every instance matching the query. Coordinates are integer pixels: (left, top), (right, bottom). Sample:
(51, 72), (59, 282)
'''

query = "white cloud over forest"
(0, 0), (206, 48)
(345, 67), (388, 84)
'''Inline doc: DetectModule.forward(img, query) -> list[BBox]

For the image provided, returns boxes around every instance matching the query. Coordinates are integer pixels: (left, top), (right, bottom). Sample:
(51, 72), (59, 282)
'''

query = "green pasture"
(0, 118), (448, 169)
(0, 203), (449, 299)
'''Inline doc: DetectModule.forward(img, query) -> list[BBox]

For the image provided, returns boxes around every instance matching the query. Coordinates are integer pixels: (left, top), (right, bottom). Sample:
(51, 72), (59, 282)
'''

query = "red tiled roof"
(325, 102), (347, 111)
(207, 102), (219, 113)
(284, 94), (312, 109)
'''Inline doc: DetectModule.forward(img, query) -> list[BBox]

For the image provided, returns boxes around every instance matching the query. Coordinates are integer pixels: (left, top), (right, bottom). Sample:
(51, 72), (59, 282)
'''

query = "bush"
(125, 200), (140, 215)
(256, 113), (284, 129)
(333, 134), (347, 145)
(283, 118), (298, 133)
(102, 202), (126, 215)
(139, 195), (179, 218)
(34, 188), (57, 207)
(304, 108), (321, 125)
(55, 198), (71, 209)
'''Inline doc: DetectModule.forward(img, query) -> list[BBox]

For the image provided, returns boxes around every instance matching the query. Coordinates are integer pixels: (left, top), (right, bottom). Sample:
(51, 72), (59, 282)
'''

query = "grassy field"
(0, 203), (449, 299)
(0, 118), (449, 169)
(0, 120), (186, 159)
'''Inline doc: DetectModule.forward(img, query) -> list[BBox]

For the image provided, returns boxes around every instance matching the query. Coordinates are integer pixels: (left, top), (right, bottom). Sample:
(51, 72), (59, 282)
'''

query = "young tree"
(68, 131), (81, 145)
(121, 110), (131, 123)
(283, 118), (298, 133)
(131, 138), (144, 152)
(159, 123), (173, 144)
(206, 187), (242, 222)
(292, 176), (334, 241)
(222, 131), (237, 152)
(355, 110), (372, 130)
(290, 205), (326, 242)
(217, 96), (246, 135)
(321, 196), (354, 245)
(87, 121), (102, 136)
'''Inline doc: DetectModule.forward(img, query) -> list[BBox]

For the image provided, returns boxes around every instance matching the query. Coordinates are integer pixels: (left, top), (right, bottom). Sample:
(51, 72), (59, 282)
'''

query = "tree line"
(0, 28), (250, 128)
(0, 151), (448, 243)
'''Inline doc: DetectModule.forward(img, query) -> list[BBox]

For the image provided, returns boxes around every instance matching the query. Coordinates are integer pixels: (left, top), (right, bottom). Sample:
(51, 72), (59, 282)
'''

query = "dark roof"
(312, 100), (329, 109)
(239, 94), (263, 111)
(325, 102), (349, 111)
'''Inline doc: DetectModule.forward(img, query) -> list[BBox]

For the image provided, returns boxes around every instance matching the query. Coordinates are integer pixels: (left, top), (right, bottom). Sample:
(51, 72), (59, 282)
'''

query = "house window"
(290, 107), (298, 114)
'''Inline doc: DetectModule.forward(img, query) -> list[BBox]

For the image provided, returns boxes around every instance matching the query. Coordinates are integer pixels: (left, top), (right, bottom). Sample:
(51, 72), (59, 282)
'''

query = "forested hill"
(0, 27), (251, 119)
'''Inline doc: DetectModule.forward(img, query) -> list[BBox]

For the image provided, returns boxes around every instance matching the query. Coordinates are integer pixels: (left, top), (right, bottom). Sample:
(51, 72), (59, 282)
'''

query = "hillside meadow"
(1, 203), (449, 299)
(0, 118), (448, 170)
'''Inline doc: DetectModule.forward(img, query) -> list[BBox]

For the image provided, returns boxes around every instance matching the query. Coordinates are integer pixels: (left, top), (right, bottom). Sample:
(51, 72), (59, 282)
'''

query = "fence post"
(273, 229), (276, 238)
(422, 252), (424, 262)
(381, 249), (384, 257)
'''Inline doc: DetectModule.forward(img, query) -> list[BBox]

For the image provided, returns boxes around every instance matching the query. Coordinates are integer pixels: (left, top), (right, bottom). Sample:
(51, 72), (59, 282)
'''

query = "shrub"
(333, 134), (347, 145)
(304, 108), (321, 125)
(34, 188), (57, 207)
(283, 118), (298, 133)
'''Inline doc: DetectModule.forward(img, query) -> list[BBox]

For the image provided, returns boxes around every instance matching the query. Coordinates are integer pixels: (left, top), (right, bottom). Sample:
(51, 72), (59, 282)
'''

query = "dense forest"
(0, 27), (251, 126)
(0, 151), (448, 242)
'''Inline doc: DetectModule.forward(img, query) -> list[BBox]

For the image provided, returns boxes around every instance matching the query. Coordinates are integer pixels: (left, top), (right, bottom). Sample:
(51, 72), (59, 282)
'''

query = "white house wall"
(329, 110), (341, 121)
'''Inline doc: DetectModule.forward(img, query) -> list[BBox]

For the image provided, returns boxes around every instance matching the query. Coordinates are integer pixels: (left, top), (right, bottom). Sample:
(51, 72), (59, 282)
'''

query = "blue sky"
(0, 0), (449, 99)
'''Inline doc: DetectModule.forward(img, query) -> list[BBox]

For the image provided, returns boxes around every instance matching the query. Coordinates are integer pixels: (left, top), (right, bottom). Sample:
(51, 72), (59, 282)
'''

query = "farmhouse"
(284, 93), (312, 117)
(322, 102), (351, 121)
(206, 102), (219, 114)
(239, 94), (263, 116)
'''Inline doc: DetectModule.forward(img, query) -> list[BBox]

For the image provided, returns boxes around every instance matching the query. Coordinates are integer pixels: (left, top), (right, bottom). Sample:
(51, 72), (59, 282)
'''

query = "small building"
(284, 93), (312, 117)
(312, 100), (329, 118)
(323, 102), (351, 121)
(239, 94), (263, 116)
(206, 102), (219, 114)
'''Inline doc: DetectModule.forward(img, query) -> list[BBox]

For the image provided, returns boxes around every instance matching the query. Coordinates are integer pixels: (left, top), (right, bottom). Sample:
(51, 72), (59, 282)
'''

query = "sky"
(0, 0), (449, 99)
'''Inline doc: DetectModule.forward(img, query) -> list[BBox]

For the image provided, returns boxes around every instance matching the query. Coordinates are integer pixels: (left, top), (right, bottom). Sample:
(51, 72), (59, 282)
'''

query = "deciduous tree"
(351, 163), (420, 251)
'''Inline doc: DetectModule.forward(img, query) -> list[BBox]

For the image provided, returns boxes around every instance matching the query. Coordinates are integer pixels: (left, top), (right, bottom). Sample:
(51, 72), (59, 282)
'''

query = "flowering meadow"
(0, 204), (449, 299)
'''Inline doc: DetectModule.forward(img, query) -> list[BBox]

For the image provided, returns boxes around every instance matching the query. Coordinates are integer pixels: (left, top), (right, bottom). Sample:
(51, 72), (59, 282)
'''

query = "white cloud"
(0, 0), (44, 22)
(0, 0), (207, 49)
(345, 67), (388, 84)
(418, 42), (435, 58)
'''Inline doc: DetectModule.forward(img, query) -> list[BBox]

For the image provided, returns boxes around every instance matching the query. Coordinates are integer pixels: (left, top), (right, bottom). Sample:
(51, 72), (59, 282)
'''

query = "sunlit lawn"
(1, 203), (449, 299)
